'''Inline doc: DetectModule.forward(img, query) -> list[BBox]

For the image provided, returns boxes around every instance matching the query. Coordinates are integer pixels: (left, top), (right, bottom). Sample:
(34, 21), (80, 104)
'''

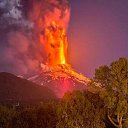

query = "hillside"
(29, 65), (102, 97)
(0, 72), (57, 103)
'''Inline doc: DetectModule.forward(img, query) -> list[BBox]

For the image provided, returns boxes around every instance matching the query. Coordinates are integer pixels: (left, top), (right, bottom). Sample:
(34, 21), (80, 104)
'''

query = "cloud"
(0, 0), (33, 29)
(0, 0), (70, 76)
(1, 31), (39, 75)
(0, 0), (21, 14)
(3, 6), (22, 20)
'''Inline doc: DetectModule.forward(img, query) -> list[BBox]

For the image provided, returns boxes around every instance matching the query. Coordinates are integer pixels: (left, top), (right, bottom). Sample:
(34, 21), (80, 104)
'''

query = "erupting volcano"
(28, 0), (91, 97)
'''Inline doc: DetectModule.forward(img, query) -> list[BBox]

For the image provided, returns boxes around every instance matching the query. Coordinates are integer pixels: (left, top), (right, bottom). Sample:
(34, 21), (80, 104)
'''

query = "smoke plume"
(0, 0), (70, 76)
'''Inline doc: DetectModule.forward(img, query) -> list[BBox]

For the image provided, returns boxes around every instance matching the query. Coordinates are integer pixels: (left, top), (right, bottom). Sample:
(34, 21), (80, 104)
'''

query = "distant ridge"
(0, 72), (57, 103)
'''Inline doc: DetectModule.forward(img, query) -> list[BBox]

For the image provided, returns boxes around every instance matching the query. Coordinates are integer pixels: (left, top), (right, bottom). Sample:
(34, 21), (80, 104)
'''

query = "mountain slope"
(29, 65), (90, 97)
(0, 72), (57, 103)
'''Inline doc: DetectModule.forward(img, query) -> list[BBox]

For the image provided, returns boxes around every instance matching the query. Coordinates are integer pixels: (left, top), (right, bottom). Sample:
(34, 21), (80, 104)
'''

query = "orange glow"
(44, 21), (68, 66)
(28, 1), (70, 67)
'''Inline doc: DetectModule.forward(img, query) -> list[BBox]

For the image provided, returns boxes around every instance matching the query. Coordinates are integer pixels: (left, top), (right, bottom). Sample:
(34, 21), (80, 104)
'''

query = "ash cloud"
(0, 0), (70, 76)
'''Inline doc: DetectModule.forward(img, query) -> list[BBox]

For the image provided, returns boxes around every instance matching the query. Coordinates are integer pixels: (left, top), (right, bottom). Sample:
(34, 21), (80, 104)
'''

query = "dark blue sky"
(68, 0), (128, 77)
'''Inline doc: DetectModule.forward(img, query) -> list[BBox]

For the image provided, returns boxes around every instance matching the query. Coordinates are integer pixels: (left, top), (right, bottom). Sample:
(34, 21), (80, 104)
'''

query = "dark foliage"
(0, 91), (107, 128)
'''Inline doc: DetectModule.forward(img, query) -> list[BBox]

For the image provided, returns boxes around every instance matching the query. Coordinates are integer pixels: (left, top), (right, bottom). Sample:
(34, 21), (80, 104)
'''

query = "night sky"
(68, 0), (128, 77)
(0, 0), (128, 78)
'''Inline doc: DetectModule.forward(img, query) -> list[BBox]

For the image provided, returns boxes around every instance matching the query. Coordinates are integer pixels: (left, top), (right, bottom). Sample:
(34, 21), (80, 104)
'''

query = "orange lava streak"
(44, 21), (68, 66)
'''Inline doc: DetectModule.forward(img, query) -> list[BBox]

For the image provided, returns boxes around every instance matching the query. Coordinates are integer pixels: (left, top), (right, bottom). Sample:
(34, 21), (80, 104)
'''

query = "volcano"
(27, 4), (92, 97)
(29, 64), (91, 97)
(27, 0), (102, 97)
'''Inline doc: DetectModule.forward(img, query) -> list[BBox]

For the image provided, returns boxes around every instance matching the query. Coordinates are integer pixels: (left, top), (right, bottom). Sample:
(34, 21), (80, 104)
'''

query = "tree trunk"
(108, 114), (118, 128)
(118, 125), (122, 128)
(118, 116), (122, 128)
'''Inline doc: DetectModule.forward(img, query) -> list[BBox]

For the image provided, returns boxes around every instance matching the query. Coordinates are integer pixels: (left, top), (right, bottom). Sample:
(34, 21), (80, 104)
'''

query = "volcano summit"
(29, 64), (91, 97)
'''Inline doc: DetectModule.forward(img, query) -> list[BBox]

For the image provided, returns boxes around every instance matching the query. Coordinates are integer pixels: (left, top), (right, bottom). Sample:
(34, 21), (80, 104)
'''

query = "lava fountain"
(43, 21), (68, 66)
(28, 0), (90, 97)
(28, 0), (70, 68)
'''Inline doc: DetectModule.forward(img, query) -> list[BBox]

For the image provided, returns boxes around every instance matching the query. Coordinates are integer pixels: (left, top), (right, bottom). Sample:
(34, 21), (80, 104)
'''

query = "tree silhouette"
(95, 58), (128, 128)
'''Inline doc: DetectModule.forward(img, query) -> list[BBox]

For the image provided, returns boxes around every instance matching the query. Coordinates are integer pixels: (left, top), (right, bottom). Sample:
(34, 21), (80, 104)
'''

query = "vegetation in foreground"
(0, 91), (106, 128)
(0, 57), (128, 128)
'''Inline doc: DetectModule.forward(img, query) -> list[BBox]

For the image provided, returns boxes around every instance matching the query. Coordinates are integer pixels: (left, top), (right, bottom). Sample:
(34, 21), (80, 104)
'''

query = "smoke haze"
(0, 0), (70, 76)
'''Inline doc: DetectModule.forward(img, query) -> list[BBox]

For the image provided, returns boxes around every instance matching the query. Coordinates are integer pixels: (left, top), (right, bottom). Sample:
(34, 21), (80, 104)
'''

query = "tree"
(57, 91), (105, 128)
(0, 105), (15, 128)
(94, 58), (128, 128)
(11, 101), (57, 128)
(11, 108), (37, 128)
(36, 101), (57, 128)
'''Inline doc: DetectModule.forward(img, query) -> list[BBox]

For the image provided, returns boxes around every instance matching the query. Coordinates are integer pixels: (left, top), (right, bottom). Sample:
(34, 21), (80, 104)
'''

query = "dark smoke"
(0, 0), (70, 76)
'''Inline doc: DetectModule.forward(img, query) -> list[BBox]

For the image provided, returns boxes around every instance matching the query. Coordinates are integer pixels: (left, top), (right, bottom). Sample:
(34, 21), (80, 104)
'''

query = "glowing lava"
(43, 21), (68, 66)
